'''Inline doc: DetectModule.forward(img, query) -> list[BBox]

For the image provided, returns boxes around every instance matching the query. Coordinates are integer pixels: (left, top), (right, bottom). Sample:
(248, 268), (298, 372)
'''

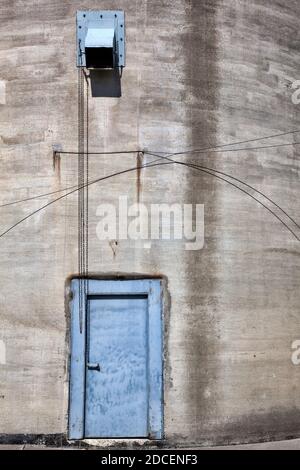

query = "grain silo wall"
(0, 0), (300, 446)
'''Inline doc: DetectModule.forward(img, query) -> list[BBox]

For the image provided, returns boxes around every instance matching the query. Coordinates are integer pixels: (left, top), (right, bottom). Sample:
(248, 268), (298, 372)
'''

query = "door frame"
(68, 278), (163, 440)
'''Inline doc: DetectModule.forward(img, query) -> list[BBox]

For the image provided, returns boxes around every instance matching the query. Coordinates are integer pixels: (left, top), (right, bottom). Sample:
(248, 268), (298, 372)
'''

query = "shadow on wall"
(90, 70), (121, 97)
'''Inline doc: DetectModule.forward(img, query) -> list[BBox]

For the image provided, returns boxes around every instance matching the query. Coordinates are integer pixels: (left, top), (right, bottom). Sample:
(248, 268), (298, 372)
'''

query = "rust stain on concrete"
(53, 151), (61, 180)
(136, 151), (144, 203)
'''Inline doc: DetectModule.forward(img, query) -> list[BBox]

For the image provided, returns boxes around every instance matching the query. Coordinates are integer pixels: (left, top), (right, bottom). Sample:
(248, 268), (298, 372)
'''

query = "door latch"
(87, 362), (101, 371)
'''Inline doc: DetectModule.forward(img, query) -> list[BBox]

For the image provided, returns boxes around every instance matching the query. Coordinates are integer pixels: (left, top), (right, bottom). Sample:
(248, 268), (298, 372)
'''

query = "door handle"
(87, 362), (100, 371)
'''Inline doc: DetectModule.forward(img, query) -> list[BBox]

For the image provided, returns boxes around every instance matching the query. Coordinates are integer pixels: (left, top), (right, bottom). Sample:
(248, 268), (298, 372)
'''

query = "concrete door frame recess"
(68, 278), (164, 440)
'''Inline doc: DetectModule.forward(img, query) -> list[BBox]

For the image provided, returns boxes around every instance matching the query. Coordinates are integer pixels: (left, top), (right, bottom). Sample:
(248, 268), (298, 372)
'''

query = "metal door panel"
(69, 279), (163, 440)
(85, 296), (148, 437)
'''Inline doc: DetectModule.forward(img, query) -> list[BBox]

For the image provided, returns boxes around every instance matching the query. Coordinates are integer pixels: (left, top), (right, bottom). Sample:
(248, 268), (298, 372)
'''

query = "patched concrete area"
(0, 80), (6, 105)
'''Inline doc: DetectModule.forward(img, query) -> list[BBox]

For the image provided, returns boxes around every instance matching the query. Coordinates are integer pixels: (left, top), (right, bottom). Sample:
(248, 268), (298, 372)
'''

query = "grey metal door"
(85, 295), (148, 437)
(69, 279), (163, 439)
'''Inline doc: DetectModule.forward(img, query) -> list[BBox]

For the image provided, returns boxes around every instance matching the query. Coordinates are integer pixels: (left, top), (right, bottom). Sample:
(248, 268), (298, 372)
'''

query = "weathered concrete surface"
(3, 437), (300, 449)
(0, 0), (300, 446)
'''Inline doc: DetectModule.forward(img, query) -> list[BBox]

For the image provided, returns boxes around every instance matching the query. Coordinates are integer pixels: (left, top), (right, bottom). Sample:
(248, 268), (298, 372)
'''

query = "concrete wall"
(0, 0), (300, 446)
